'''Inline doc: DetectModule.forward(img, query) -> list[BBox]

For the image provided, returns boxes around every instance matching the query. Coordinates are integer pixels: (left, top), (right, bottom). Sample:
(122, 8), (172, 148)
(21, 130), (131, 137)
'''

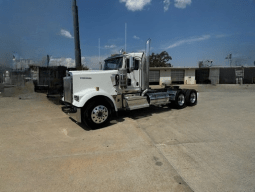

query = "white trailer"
(63, 40), (197, 128)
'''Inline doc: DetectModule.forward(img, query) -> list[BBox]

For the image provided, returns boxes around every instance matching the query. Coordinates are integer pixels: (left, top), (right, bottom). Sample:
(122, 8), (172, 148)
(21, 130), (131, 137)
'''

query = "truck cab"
(104, 52), (144, 93)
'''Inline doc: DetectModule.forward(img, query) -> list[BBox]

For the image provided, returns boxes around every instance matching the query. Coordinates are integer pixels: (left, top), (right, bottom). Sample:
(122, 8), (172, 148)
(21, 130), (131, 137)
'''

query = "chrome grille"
(63, 76), (72, 103)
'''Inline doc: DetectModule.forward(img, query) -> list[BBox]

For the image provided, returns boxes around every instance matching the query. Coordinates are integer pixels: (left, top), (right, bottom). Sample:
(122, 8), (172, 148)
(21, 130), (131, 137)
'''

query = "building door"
(149, 70), (160, 85)
(196, 69), (210, 84)
(171, 69), (185, 84)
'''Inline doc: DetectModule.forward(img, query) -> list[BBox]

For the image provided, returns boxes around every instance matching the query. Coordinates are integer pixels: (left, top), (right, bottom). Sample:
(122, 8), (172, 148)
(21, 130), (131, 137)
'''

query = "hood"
(70, 70), (117, 76)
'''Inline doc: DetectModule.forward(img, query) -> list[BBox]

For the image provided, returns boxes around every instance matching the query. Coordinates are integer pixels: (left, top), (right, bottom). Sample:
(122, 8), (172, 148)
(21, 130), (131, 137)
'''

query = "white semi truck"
(63, 40), (197, 128)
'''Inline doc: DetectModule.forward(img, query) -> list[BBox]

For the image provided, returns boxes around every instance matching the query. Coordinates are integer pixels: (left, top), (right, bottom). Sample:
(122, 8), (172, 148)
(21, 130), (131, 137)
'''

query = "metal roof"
(150, 67), (198, 70)
(149, 66), (255, 70)
(105, 52), (144, 61)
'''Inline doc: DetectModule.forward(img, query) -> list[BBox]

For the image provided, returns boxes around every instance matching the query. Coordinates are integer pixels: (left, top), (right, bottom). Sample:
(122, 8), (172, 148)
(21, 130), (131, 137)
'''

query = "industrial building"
(2, 65), (255, 88)
(149, 66), (255, 85)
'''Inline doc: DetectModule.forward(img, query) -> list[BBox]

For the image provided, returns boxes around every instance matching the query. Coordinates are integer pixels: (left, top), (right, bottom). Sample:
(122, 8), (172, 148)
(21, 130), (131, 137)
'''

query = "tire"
(185, 89), (197, 106)
(82, 101), (111, 129)
(174, 90), (186, 109)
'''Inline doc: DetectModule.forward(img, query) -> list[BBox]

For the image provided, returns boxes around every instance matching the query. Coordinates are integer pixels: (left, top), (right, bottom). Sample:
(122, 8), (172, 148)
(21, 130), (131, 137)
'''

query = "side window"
(134, 59), (139, 70)
(126, 59), (130, 69)
(126, 58), (139, 70)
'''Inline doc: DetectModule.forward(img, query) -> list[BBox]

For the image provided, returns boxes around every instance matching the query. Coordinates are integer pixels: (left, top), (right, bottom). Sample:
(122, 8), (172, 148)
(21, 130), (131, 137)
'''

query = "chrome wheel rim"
(91, 105), (108, 124)
(190, 92), (196, 103)
(178, 94), (185, 106)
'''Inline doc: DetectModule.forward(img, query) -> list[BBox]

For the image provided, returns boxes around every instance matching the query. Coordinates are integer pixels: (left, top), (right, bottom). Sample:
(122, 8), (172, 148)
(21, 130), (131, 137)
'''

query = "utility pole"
(47, 55), (50, 94)
(225, 54), (232, 66)
(47, 55), (50, 68)
(99, 38), (102, 70)
(229, 54), (232, 67)
(72, 0), (82, 70)
(125, 23), (127, 52)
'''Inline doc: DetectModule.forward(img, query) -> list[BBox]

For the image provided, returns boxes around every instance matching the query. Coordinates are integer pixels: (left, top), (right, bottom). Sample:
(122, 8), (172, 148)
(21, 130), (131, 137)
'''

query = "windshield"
(103, 57), (123, 70)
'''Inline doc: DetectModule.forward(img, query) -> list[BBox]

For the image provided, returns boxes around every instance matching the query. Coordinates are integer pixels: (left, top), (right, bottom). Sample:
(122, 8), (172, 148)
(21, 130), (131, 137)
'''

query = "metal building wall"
(0, 71), (3, 83)
(38, 66), (67, 94)
(0, 83), (3, 93)
(30, 67), (39, 81)
(150, 68), (197, 85)
(209, 68), (220, 84)
(10, 70), (31, 86)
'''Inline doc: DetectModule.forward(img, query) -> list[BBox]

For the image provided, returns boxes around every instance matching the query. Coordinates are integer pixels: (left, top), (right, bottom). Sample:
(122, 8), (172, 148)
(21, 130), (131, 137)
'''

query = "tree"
(82, 65), (89, 70)
(149, 51), (172, 67)
(76, 64), (89, 70)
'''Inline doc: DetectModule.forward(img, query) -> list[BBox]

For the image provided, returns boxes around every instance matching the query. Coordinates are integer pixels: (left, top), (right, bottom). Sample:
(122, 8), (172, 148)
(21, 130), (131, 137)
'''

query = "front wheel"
(82, 101), (111, 129)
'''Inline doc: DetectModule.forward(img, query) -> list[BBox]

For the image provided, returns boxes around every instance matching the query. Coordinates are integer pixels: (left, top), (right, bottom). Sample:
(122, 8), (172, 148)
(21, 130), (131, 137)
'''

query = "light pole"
(72, 0), (82, 70)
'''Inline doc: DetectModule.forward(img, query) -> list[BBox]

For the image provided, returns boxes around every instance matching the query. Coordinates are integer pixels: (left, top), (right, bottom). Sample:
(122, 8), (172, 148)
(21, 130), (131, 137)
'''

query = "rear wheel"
(82, 101), (111, 129)
(174, 90), (186, 109)
(185, 89), (197, 106)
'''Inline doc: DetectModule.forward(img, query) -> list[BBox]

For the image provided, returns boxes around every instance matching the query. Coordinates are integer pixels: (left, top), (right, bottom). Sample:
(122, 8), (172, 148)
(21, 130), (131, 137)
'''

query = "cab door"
(125, 57), (141, 92)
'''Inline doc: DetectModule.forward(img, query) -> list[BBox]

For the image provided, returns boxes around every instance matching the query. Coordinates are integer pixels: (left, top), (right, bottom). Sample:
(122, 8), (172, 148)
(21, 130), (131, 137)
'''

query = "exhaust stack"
(72, 0), (82, 70)
(142, 39), (151, 90)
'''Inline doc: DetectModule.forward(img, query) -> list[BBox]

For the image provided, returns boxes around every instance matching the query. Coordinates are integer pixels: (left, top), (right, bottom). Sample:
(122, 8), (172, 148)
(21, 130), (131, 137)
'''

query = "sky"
(0, 0), (255, 69)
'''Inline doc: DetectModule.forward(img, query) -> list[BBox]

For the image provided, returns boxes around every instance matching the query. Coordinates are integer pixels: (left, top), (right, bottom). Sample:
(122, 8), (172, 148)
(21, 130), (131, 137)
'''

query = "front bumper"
(68, 107), (81, 123)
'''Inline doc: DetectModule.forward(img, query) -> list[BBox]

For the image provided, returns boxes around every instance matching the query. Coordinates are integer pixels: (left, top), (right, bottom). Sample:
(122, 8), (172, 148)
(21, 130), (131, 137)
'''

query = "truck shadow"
(111, 104), (192, 126)
(46, 95), (63, 105)
(68, 117), (92, 131)
(115, 105), (174, 121)
(59, 99), (184, 131)
(45, 94), (185, 130)
(105, 105), (185, 129)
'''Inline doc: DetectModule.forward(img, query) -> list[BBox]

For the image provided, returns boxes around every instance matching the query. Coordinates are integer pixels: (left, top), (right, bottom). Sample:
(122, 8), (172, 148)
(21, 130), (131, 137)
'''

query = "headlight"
(74, 95), (79, 102)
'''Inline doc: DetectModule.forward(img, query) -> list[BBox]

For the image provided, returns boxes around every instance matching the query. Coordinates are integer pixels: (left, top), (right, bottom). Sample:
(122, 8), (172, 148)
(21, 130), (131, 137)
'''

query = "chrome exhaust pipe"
(142, 39), (151, 90)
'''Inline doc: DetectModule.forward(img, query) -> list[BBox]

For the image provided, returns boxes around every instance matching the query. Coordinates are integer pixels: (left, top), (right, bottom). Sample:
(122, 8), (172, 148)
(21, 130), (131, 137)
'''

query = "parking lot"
(0, 83), (255, 192)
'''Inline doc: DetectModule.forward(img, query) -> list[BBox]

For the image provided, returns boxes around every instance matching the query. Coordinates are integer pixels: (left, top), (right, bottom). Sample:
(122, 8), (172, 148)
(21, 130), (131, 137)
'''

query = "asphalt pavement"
(0, 83), (255, 192)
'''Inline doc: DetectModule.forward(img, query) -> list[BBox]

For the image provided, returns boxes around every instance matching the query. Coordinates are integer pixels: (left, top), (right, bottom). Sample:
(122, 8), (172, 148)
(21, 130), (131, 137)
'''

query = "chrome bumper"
(68, 107), (81, 123)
